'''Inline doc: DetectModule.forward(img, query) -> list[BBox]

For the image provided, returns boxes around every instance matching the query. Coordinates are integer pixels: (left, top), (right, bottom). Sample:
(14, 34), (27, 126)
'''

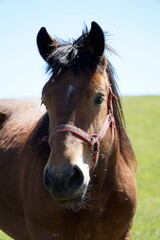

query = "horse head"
(37, 22), (116, 207)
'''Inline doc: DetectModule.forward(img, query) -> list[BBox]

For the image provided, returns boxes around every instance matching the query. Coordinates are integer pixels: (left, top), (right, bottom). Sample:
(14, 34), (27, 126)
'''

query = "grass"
(123, 96), (160, 239)
(0, 96), (160, 240)
(0, 231), (13, 240)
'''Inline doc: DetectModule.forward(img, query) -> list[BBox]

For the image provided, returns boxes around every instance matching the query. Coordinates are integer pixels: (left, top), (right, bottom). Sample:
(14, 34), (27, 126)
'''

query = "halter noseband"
(40, 87), (117, 170)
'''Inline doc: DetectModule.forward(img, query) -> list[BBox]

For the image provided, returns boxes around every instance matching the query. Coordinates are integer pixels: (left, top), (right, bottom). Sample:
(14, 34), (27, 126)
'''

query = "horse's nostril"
(43, 169), (52, 191)
(68, 166), (84, 190)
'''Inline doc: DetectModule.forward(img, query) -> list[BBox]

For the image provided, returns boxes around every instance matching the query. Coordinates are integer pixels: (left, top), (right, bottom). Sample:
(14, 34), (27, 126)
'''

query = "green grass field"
(123, 96), (160, 240)
(0, 96), (159, 240)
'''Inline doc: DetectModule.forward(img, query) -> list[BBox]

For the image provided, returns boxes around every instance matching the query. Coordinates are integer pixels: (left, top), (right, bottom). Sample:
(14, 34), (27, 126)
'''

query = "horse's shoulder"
(0, 99), (46, 148)
(0, 98), (45, 120)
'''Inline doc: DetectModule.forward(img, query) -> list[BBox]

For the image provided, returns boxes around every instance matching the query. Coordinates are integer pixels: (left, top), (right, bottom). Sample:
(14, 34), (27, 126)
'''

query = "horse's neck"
(90, 136), (122, 201)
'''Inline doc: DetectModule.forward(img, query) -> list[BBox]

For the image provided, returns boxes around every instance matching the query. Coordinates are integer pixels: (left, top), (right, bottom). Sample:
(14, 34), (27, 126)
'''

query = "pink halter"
(46, 87), (117, 170)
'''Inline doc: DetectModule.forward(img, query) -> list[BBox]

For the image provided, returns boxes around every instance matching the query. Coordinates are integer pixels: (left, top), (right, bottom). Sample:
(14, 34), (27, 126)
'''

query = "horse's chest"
(59, 211), (111, 240)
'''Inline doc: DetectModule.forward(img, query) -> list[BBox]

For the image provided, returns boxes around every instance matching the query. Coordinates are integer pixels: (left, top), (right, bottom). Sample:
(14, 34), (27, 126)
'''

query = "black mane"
(46, 28), (107, 78)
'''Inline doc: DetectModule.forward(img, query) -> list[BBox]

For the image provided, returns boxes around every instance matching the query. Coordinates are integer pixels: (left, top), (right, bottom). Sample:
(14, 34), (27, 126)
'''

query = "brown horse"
(0, 22), (137, 240)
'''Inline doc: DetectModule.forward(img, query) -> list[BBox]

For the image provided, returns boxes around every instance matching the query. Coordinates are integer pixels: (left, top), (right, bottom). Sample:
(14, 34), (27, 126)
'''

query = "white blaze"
(66, 84), (74, 98)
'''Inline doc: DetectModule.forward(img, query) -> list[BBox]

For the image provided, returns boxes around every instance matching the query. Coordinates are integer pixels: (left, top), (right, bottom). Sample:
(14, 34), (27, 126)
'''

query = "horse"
(0, 22), (137, 240)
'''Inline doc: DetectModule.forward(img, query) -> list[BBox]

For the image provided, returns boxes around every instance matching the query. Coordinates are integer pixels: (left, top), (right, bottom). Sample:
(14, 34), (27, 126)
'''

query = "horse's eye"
(94, 96), (104, 105)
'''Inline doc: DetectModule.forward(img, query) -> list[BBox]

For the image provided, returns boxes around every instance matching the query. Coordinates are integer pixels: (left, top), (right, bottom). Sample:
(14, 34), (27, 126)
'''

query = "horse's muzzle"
(43, 164), (87, 204)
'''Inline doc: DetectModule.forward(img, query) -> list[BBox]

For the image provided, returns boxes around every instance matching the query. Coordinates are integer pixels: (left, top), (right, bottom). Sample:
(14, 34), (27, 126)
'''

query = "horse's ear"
(86, 22), (105, 58)
(37, 27), (57, 61)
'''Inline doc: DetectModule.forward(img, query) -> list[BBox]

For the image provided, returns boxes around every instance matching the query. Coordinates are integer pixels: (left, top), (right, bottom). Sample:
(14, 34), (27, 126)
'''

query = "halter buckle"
(90, 134), (99, 153)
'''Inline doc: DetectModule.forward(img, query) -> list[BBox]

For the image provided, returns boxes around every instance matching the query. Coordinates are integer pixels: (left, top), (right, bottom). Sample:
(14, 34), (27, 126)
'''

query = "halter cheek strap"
(40, 87), (117, 170)
(48, 113), (114, 168)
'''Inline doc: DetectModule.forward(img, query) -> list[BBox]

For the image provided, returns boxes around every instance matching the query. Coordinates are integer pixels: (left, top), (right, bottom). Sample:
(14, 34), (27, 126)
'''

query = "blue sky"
(0, 0), (160, 98)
